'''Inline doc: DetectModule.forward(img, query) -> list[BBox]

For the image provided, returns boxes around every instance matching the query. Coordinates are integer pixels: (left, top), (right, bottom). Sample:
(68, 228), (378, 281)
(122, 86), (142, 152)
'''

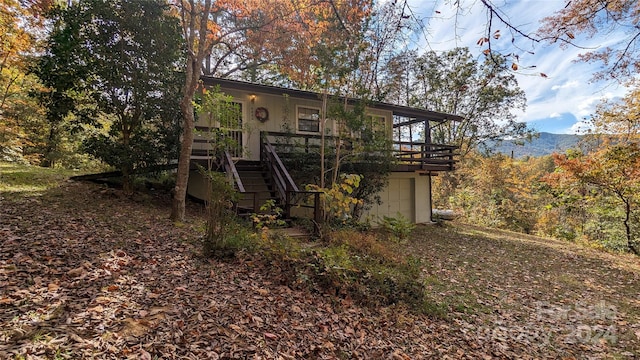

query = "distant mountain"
(489, 132), (583, 158)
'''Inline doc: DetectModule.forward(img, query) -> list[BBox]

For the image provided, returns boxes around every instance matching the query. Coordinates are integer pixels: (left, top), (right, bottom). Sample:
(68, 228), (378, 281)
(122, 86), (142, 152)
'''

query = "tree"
(35, 0), (183, 193)
(546, 83), (640, 254)
(538, 0), (640, 81)
(382, 47), (530, 156)
(552, 144), (640, 254)
(171, 0), (286, 221)
(170, 0), (373, 220)
(462, 0), (640, 81)
(0, 0), (50, 162)
(439, 152), (552, 233)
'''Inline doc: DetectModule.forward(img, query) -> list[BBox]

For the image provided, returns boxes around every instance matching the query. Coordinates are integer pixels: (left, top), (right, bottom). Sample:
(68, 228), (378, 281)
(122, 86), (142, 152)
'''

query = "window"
(203, 101), (244, 158)
(363, 114), (388, 139)
(297, 106), (321, 133)
(225, 102), (244, 157)
(368, 115), (387, 134)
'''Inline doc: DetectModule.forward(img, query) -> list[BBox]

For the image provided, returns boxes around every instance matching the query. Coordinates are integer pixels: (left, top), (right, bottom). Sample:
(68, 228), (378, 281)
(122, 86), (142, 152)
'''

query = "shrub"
(201, 169), (257, 258)
(250, 199), (287, 230)
(377, 212), (416, 242)
(258, 228), (426, 309)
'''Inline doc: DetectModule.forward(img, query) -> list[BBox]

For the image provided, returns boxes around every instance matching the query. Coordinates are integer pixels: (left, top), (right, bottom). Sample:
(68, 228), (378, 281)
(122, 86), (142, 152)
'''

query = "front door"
(222, 101), (244, 158)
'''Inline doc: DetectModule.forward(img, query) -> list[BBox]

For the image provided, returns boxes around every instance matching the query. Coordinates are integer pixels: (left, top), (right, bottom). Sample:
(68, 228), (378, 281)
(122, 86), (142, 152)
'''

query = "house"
(187, 77), (461, 224)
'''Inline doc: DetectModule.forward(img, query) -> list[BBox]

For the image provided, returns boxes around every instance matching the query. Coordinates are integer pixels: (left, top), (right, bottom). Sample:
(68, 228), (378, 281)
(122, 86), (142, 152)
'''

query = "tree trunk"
(171, 0), (213, 221)
(171, 57), (199, 221)
(40, 125), (58, 168)
(623, 198), (639, 255)
(122, 124), (133, 196)
(122, 167), (133, 195)
(171, 101), (194, 221)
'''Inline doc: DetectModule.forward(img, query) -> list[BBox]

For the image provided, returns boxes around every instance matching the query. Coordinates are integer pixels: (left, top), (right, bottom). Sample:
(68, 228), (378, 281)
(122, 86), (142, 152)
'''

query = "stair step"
(235, 160), (263, 171)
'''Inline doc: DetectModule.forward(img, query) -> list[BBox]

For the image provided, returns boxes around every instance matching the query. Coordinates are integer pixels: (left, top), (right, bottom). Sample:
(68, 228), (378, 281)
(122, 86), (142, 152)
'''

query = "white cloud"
(569, 120), (592, 134)
(410, 0), (632, 133)
(551, 81), (580, 91)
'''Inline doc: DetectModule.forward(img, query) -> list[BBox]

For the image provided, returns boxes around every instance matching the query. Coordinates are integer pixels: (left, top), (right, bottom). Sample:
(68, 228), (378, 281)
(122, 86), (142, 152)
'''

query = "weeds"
(377, 212), (416, 242)
(259, 228), (427, 310)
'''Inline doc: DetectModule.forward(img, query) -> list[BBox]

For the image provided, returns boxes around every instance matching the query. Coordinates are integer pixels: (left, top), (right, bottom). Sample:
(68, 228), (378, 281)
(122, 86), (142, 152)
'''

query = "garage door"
(386, 178), (415, 222)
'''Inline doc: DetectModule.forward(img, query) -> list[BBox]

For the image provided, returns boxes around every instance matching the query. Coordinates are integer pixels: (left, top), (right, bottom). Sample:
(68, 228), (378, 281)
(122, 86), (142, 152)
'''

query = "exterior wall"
(194, 87), (393, 161)
(186, 169), (209, 200)
(188, 168), (434, 224)
(362, 172), (432, 224)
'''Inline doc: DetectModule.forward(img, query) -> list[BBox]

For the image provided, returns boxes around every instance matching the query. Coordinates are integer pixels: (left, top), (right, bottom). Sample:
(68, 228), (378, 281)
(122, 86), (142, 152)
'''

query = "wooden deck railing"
(393, 140), (458, 171)
(262, 131), (458, 172)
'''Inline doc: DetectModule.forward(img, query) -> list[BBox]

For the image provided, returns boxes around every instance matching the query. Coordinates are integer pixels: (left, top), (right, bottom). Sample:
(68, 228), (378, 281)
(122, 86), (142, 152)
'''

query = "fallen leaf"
(67, 267), (85, 277)
(257, 288), (269, 296)
(0, 297), (13, 305)
(140, 349), (152, 360)
(88, 305), (104, 313)
(48, 283), (60, 292)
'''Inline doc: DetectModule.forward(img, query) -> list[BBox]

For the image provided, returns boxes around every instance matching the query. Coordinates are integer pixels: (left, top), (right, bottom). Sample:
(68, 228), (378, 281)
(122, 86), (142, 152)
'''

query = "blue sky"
(409, 0), (630, 134)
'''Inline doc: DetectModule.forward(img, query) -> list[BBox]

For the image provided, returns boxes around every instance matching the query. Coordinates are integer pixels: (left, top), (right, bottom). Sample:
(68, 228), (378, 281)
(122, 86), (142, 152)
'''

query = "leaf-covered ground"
(1, 164), (639, 359)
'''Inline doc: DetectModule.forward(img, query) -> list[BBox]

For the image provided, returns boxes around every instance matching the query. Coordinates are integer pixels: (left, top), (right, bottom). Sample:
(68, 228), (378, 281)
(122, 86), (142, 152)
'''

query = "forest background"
(1, 0), (639, 255)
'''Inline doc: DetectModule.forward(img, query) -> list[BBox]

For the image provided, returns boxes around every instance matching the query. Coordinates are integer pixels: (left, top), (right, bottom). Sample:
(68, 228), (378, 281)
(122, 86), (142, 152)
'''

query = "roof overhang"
(200, 76), (463, 124)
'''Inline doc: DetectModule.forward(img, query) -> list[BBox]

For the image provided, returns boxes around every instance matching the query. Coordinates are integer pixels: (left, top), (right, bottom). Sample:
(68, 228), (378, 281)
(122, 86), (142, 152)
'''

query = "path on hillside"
(1, 179), (639, 359)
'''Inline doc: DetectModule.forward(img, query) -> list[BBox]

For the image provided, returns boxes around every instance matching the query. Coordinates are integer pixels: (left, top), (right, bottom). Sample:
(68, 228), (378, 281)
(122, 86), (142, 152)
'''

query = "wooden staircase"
(233, 160), (280, 214)
(216, 135), (322, 233)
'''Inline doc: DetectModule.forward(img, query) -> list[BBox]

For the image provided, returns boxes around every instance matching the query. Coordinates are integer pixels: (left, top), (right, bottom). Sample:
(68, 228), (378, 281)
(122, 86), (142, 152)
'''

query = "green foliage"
(201, 169), (256, 258)
(382, 47), (531, 157)
(33, 0), (183, 191)
(377, 212), (416, 242)
(259, 228), (426, 309)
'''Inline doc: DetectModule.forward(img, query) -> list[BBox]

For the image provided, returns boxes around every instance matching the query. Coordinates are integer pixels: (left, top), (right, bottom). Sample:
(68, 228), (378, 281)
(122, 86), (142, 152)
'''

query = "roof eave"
(201, 76), (463, 123)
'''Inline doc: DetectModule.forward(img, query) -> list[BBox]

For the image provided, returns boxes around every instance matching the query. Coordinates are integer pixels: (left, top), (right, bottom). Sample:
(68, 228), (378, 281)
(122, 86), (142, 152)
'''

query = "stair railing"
(223, 150), (245, 193)
(261, 133), (323, 228)
(223, 149), (264, 213)
(261, 134), (298, 212)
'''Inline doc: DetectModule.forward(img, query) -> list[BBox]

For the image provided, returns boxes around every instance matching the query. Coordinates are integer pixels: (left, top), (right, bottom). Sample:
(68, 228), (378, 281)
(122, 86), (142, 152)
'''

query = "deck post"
(285, 189), (292, 219)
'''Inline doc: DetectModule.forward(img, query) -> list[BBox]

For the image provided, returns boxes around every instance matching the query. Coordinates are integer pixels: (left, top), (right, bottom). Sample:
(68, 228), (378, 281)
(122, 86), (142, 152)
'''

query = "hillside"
(1, 163), (639, 359)
(491, 132), (582, 158)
